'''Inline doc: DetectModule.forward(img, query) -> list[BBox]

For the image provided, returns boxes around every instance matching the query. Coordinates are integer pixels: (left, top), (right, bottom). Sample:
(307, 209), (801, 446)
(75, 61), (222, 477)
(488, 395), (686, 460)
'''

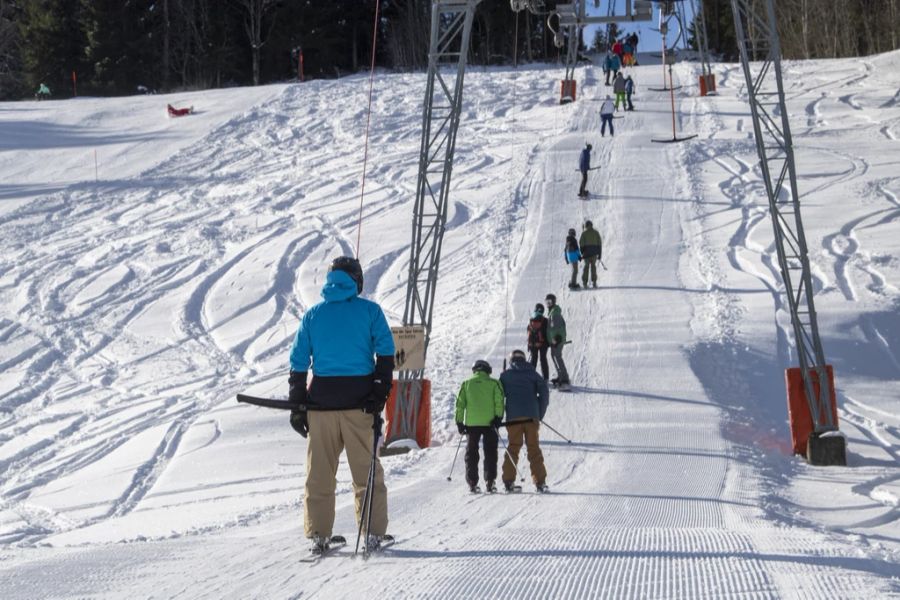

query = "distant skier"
(500, 349), (550, 493)
(565, 228), (582, 289)
(545, 294), (570, 390)
(35, 83), (51, 100)
(455, 360), (505, 493)
(603, 54), (614, 85)
(578, 143), (592, 198)
(622, 41), (635, 67)
(527, 303), (550, 381)
(288, 256), (395, 555)
(625, 75), (636, 111)
(612, 38), (624, 62)
(607, 53), (621, 82)
(167, 104), (193, 117)
(629, 32), (640, 60)
(579, 220), (603, 288)
(613, 72), (627, 111)
(600, 95), (615, 137)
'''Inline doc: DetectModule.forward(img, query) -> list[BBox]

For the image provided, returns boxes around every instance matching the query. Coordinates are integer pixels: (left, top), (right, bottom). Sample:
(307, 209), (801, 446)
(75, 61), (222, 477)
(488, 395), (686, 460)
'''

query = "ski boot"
(469, 483), (481, 494)
(557, 381), (572, 392)
(504, 481), (522, 494)
(486, 480), (498, 494)
(365, 533), (394, 552)
(568, 282), (581, 290)
(536, 483), (550, 494)
(309, 535), (330, 555)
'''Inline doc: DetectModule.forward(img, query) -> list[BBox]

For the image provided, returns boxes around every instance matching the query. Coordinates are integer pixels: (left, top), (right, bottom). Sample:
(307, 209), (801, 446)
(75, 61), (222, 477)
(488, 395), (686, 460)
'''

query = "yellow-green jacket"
(454, 372), (504, 426)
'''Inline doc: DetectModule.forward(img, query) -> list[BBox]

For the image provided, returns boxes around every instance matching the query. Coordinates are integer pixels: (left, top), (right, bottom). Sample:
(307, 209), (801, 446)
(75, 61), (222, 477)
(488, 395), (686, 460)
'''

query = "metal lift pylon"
(386, 0), (483, 452)
(729, 0), (846, 465)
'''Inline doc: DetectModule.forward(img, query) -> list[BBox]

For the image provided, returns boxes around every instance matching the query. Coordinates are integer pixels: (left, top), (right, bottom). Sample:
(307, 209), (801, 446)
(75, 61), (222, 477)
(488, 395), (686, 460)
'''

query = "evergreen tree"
(19, 0), (87, 96)
(81, 0), (158, 94)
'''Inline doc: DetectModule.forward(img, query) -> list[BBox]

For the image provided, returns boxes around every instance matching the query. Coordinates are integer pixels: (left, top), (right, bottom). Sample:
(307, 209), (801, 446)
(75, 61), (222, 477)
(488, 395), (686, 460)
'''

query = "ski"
(301, 535), (347, 563)
(236, 394), (295, 410)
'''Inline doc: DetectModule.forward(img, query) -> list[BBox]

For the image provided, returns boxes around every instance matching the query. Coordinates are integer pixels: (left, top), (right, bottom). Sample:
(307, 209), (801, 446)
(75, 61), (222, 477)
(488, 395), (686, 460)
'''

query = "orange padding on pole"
(560, 79), (577, 103)
(785, 365), (838, 455)
(699, 74), (716, 96)
(385, 379), (431, 449)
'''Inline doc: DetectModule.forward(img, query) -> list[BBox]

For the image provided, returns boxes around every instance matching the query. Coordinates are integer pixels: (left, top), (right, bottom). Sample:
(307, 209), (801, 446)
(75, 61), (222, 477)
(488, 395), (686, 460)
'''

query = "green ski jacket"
(547, 305), (567, 345)
(455, 371), (504, 426)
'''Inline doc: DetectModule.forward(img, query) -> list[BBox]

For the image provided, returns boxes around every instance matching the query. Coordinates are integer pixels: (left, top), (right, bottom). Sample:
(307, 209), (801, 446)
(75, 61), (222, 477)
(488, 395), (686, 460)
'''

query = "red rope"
(355, 0), (383, 259)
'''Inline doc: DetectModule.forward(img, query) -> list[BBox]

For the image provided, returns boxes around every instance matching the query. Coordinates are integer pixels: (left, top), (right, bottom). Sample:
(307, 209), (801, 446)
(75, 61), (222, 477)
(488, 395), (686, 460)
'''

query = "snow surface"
(0, 51), (898, 598)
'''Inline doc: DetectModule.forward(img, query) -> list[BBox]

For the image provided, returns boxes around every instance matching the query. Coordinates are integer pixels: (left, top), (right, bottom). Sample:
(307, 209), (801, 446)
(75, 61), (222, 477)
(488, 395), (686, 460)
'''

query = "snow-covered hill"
(0, 50), (898, 598)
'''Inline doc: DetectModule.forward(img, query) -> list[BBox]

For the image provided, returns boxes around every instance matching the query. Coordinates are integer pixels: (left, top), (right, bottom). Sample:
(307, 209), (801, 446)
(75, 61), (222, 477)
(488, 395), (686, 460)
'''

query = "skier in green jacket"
(455, 360), (505, 493)
(545, 294), (570, 390)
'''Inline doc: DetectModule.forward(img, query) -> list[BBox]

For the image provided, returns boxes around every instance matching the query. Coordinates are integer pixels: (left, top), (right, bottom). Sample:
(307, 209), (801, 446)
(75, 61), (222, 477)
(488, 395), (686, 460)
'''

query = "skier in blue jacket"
(578, 143), (592, 198)
(500, 350), (550, 493)
(289, 256), (396, 555)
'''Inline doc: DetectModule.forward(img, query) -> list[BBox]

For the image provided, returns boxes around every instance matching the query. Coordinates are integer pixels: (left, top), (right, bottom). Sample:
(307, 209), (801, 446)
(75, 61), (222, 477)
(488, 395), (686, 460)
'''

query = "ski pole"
(599, 258), (608, 271)
(541, 420), (573, 444)
(355, 414), (382, 558)
(447, 434), (465, 481)
(496, 428), (525, 483)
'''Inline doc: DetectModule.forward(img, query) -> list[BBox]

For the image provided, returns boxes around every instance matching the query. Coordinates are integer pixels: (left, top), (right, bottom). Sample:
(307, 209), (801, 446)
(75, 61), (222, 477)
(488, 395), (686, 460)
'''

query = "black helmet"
(472, 359), (492, 375)
(586, 143), (592, 150)
(534, 303), (544, 314)
(329, 256), (363, 293)
(545, 293), (557, 305)
(585, 220), (593, 228)
(568, 228), (576, 236)
(510, 349), (527, 363)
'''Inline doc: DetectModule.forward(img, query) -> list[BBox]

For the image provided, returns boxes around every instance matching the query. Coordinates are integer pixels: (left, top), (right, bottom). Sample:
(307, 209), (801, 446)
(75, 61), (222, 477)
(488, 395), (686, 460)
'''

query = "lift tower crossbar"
(730, 0), (844, 464)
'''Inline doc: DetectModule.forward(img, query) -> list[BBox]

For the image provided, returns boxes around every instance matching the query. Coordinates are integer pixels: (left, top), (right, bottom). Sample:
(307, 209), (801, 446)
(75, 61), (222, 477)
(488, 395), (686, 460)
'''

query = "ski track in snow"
(0, 53), (899, 598)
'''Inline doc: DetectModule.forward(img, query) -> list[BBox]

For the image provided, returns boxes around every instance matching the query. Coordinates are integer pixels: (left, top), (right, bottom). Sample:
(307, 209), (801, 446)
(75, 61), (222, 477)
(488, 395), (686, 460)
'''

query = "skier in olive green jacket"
(579, 220), (603, 288)
(455, 360), (505, 493)
(545, 294), (570, 389)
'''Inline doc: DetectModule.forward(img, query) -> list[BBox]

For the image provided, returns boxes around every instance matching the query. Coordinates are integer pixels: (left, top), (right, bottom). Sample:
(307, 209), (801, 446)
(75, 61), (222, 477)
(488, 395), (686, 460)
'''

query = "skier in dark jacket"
(289, 256), (395, 555)
(565, 228), (581, 289)
(527, 303), (550, 381)
(625, 75), (636, 111)
(500, 350), (550, 492)
(579, 220), (603, 288)
(578, 143), (592, 198)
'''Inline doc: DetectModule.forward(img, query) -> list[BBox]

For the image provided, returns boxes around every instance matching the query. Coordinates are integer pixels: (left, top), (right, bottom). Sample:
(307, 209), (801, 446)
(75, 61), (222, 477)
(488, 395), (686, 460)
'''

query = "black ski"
(236, 394), (295, 410)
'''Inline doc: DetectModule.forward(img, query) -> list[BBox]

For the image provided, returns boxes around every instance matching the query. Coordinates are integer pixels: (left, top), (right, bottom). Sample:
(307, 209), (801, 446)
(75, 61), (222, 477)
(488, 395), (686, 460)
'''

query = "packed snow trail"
(1, 55), (899, 598)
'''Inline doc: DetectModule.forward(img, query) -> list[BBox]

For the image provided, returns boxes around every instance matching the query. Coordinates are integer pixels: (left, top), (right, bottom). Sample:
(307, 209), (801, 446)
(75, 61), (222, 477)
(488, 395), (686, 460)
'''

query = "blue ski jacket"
(625, 78), (634, 94)
(607, 54), (621, 71)
(579, 147), (591, 173)
(290, 270), (395, 409)
(500, 359), (549, 421)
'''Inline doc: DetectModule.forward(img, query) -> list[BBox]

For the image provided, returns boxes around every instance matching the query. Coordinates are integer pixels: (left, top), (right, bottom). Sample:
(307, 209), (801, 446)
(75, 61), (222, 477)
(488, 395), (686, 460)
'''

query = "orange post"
(785, 365), (838, 455)
(560, 79), (577, 104)
(699, 74), (716, 96)
(384, 379), (432, 449)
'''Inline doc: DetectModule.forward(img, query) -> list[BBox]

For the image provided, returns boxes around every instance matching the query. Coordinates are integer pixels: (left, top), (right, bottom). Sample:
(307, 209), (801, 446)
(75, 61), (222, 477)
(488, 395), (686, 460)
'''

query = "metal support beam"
(730, 0), (839, 439)
(690, 0), (713, 78)
(390, 0), (481, 447)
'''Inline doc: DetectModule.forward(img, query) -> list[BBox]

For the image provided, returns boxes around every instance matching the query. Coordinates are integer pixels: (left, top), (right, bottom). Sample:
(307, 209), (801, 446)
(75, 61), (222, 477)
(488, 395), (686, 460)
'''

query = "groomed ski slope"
(1, 52), (899, 598)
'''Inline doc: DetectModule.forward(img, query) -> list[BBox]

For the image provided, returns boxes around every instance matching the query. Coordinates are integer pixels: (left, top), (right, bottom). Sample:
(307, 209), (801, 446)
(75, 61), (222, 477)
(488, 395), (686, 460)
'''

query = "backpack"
(528, 317), (545, 348)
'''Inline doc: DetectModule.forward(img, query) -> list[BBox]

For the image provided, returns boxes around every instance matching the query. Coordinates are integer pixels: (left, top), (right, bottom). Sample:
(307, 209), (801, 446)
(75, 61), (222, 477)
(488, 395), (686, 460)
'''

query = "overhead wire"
(354, 0), (383, 259)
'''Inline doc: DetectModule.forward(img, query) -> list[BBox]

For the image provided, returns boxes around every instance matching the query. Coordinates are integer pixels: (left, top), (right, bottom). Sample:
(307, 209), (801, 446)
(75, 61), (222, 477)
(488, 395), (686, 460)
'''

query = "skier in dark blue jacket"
(578, 143), (592, 198)
(499, 350), (550, 492)
(288, 256), (396, 555)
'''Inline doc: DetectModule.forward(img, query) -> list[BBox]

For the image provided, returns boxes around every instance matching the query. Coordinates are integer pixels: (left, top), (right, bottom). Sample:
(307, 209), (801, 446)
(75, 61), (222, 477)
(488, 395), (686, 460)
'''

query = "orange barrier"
(699, 74), (716, 96)
(385, 379), (431, 449)
(785, 365), (838, 455)
(560, 79), (577, 104)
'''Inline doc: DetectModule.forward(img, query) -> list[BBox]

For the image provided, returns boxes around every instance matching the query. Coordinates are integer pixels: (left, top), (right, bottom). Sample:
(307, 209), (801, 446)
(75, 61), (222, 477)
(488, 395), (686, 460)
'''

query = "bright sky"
(583, 0), (696, 53)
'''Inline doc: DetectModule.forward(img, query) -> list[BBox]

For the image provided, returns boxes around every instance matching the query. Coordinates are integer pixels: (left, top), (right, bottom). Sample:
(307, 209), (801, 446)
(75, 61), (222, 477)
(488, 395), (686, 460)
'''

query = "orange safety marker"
(785, 365), (838, 455)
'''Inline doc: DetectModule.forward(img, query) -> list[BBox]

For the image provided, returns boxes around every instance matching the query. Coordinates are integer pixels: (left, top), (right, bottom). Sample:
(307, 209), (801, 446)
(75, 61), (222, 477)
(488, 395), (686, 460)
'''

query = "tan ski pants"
(304, 409), (388, 539)
(502, 419), (547, 485)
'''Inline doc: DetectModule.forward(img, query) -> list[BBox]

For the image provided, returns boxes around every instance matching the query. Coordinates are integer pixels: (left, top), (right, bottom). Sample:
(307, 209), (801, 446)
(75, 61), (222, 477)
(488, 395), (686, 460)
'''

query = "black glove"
(363, 393), (386, 415)
(289, 408), (308, 438)
(288, 370), (308, 407)
(457, 422), (467, 435)
(491, 416), (502, 429)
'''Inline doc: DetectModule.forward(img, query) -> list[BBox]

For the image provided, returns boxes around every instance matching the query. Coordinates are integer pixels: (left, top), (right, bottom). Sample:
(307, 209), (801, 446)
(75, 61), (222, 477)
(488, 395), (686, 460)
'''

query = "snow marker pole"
(496, 427), (525, 483)
(355, 413), (382, 558)
(447, 434), (465, 481)
(541, 420), (573, 444)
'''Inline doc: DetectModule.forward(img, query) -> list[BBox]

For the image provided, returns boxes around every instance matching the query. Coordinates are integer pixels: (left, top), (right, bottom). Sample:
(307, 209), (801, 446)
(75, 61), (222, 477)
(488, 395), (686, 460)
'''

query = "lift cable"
(354, 0), (383, 258)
